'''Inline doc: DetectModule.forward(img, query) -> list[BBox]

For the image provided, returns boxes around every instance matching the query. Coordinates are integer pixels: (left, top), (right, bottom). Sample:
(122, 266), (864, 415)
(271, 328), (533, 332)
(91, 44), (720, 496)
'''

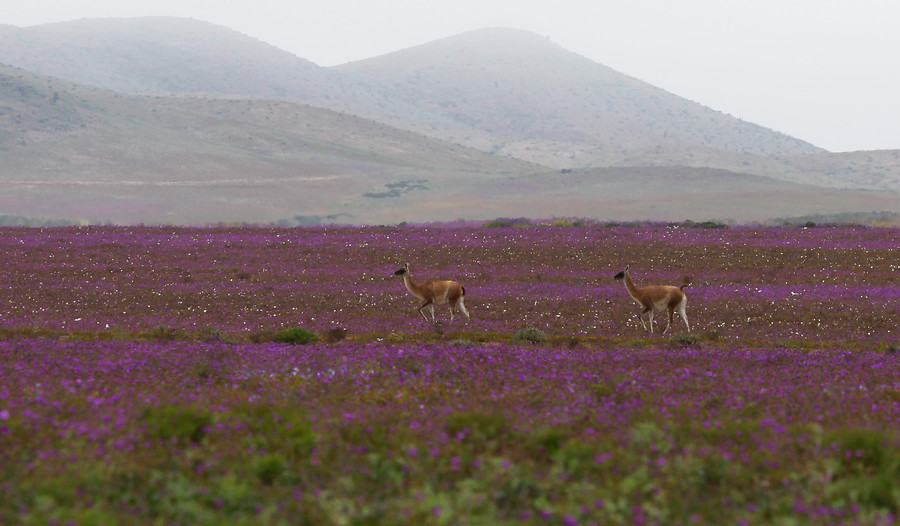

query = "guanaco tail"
(613, 265), (690, 334)
(394, 262), (470, 323)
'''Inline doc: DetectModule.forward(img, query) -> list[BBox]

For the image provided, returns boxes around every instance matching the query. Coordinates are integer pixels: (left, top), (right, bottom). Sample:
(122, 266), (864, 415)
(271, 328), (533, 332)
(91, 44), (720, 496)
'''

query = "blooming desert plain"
(1, 222), (899, 525)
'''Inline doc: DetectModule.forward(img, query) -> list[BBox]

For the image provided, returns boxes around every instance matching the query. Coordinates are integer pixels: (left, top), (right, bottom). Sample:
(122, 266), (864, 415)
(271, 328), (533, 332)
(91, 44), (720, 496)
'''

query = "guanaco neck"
(622, 272), (643, 302)
(403, 274), (423, 297)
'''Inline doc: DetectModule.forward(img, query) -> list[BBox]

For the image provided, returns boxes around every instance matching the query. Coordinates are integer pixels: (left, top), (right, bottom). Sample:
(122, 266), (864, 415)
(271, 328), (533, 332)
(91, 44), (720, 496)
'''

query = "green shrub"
(533, 426), (571, 455)
(827, 427), (893, 472)
(255, 454), (287, 485)
(446, 411), (511, 449)
(197, 327), (234, 343)
(229, 404), (316, 459)
(682, 220), (729, 229)
(273, 327), (318, 345)
(513, 327), (547, 344)
(671, 332), (701, 347)
(824, 427), (900, 512)
(484, 218), (532, 228)
(552, 440), (598, 477)
(142, 405), (213, 444)
(591, 381), (623, 403)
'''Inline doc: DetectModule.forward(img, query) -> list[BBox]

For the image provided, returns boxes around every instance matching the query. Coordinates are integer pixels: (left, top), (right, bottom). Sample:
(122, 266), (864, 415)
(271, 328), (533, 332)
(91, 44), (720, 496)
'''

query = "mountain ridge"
(1, 19), (822, 159)
(0, 17), (897, 225)
(337, 27), (823, 164)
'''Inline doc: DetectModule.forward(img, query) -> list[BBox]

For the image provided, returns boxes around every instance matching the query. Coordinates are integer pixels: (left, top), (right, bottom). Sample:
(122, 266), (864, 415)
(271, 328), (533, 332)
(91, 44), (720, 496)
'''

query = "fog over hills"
(0, 63), (538, 224)
(0, 18), (330, 97)
(0, 17), (897, 225)
(337, 28), (822, 166)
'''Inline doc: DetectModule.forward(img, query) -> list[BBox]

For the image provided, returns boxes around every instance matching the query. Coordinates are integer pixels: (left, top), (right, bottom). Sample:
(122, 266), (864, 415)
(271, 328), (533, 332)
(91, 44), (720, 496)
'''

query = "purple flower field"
(1, 223), (899, 524)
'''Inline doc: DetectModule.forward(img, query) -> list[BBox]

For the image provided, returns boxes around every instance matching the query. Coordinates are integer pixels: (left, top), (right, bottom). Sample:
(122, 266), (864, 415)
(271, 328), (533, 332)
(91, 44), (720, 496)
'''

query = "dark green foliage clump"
(676, 220), (729, 229)
(142, 405), (213, 444)
(513, 326), (547, 344)
(446, 411), (513, 453)
(824, 427), (900, 512)
(230, 404), (316, 459)
(484, 218), (533, 228)
(254, 454), (287, 485)
(272, 327), (318, 345)
(670, 332), (701, 347)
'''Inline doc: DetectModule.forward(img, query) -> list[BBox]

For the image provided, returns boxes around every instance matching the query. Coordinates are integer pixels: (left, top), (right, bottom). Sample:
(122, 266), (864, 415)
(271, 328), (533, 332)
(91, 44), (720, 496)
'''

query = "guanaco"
(394, 262), (470, 323)
(613, 265), (690, 334)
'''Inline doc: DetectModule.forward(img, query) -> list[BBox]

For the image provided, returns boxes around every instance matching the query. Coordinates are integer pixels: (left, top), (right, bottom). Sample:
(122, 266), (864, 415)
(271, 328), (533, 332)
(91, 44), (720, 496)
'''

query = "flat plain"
(1, 222), (899, 525)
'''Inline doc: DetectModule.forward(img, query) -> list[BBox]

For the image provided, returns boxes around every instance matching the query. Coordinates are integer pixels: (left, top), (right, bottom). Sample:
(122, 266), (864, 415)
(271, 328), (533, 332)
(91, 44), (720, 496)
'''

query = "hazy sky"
(5, 0), (900, 152)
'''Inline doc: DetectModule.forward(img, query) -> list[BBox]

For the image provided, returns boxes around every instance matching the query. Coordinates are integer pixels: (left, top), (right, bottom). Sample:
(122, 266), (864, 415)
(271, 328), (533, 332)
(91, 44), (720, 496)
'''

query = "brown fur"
(613, 266), (690, 334)
(395, 263), (470, 323)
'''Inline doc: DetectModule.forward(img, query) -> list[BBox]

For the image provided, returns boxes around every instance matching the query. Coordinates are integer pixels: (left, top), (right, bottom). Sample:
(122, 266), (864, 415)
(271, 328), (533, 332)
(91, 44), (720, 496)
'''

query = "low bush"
(670, 332), (701, 347)
(142, 405), (213, 444)
(513, 327), (547, 344)
(272, 327), (318, 345)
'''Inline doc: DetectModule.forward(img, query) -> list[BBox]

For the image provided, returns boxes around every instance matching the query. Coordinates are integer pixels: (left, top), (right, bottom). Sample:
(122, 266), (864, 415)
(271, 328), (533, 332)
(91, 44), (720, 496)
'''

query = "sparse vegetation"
(272, 327), (319, 345)
(513, 326), (548, 344)
(670, 332), (701, 347)
(775, 211), (900, 227)
(2, 224), (899, 524)
(484, 218), (531, 228)
(363, 180), (428, 198)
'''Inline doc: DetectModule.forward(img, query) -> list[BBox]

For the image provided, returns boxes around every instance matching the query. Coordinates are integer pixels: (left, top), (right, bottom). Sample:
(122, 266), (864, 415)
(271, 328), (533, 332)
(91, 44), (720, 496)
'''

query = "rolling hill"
(336, 29), (822, 164)
(0, 19), (822, 161)
(0, 17), (331, 98)
(0, 17), (897, 225)
(0, 63), (542, 224)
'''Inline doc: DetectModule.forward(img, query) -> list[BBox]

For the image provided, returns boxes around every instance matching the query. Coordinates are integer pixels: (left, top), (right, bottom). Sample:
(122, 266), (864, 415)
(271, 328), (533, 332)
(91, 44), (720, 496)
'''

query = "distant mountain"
(0, 17), (425, 123)
(0, 18), (897, 225)
(0, 63), (540, 224)
(0, 17), (330, 97)
(336, 28), (822, 166)
(2, 20), (821, 165)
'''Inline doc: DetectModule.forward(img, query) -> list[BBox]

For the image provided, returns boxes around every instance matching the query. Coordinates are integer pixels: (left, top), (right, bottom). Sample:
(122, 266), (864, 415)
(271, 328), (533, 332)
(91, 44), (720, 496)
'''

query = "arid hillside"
(0, 18), (823, 165)
(1, 18), (897, 225)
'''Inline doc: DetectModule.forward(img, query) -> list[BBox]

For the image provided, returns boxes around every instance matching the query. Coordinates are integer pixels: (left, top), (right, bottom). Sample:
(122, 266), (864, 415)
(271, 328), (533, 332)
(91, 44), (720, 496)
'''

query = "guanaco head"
(613, 265), (630, 281)
(394, 262), (410, 277)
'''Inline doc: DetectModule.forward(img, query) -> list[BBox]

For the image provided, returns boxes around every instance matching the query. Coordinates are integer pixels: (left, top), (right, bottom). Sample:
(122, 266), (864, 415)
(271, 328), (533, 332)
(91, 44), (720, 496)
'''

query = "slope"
(0, 64), (541, 224)
(1, 19), (896, 225)
(0, 17), (330, 98)
(336, 28), (823, 166)
(2, 20), (822, 165)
